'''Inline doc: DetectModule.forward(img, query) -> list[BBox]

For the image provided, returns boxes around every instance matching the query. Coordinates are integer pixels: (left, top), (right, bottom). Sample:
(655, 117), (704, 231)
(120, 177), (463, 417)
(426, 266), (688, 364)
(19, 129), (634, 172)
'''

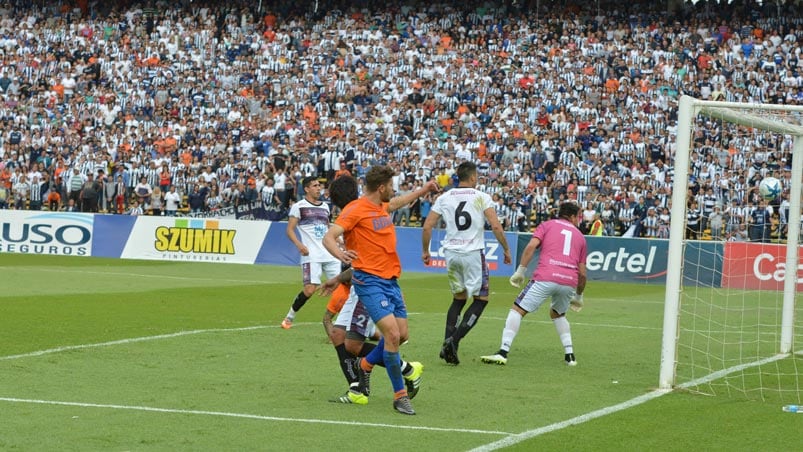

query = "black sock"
(291, 291), (310, 312)
(454, 299), (488, 345)
(358, 342), (376, 357)
(445, 298), (467, 339)
(335, 343), (358, 385)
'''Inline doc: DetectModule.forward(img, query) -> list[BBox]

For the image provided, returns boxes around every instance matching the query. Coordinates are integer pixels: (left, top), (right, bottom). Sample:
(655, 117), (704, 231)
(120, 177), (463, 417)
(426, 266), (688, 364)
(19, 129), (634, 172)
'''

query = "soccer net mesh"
(660, 96), (803, 403)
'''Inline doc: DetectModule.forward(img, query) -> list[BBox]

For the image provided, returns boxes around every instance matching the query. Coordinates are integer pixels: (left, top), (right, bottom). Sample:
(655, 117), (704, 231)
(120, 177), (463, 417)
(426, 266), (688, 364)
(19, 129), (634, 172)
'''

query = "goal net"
(659, 96), (803, 403)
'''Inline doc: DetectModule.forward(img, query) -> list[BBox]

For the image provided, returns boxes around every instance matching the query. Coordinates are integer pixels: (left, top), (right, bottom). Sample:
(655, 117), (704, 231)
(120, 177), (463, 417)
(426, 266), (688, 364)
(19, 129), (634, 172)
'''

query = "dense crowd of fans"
(0, 0), (801, 241)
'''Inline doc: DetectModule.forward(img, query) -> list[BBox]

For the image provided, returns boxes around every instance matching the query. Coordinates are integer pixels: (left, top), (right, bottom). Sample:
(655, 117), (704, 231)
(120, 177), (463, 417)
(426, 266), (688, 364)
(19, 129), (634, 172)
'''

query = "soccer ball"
(758, 177), (781, 201)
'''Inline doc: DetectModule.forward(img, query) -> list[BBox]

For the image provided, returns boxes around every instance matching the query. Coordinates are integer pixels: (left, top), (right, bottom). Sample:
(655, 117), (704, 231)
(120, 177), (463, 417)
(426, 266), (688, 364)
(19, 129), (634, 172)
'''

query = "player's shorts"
(351, 269), (407, 321)
(334, 285), (376, 339)
(444, 249), (489, 297)
(302, 260), (341, 286)
(514, 280), (574, 315)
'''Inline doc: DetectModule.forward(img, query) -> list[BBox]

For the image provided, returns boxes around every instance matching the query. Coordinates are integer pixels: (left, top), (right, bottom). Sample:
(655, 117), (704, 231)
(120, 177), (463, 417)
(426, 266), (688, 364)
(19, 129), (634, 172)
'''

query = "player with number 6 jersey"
(481, 202), (587, 366)
(422, 162), (511, 365)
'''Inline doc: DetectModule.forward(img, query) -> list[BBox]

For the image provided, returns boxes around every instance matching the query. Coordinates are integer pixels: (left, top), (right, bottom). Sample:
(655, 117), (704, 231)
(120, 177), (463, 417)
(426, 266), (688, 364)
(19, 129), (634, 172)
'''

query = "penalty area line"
(0, 324), (314, 361)
(0, 316), (425, 362)
(467, 389), (670, 451)
(470, 351), (798, 451)
(0, 397), (513, 436)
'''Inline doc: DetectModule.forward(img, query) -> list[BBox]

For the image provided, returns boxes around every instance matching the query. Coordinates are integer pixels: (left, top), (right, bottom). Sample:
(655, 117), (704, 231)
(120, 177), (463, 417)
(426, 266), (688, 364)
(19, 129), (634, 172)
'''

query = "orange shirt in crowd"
(263, 13), (277, 28)
(335, 197), (400, 279)
(605, 77), (619, 93)
(0, 168), (11, 188)
(440, 117), (455, 133)
(180, 150), (192, 166)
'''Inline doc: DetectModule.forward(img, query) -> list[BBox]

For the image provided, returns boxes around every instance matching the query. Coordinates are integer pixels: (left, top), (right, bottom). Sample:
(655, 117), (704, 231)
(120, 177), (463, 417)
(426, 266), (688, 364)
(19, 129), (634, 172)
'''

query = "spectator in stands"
(129, 200), (144, 216)
(134, 177), (153, 207)
(150, 187), (164, 216)
(393, 181), (413, 227)
(164, 186), (182, 217)
(709, 205), (725, 241)
(0, 0), (796, 238)
(749, 199), (772, 243)
(686, 202), (702, 240)
(80, 174), (101, 213)
(188, 185), (206, 214)
(0, 184), (9, 209)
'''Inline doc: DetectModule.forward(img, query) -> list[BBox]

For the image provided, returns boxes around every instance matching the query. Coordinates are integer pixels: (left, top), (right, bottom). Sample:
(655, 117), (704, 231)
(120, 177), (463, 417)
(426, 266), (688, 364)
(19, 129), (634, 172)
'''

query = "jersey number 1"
(560, 228), (573, 256)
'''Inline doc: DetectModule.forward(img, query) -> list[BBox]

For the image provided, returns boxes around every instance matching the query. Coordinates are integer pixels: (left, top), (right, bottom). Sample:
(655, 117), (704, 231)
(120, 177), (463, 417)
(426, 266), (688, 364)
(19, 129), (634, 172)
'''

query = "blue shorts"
(351, 270), (407, 322)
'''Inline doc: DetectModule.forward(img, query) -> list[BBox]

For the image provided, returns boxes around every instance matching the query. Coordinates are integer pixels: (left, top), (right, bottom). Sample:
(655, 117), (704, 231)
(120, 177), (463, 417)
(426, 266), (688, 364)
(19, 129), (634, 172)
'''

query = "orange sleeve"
(326, 283), (351, 314)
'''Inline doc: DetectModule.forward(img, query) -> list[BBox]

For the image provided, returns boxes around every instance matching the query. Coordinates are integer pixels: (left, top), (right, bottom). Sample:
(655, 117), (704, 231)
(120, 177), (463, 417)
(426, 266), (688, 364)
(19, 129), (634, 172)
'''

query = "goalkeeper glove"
(509, 265), (528, 288)
(570, 293), (584, 312)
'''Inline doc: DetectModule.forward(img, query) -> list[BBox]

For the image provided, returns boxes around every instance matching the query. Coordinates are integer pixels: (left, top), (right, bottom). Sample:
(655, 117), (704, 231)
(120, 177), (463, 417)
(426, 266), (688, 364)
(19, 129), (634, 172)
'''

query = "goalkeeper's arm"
(576, 263), (587, 297)
(509, 236), (543, 287)
(570, 264), (587, 312)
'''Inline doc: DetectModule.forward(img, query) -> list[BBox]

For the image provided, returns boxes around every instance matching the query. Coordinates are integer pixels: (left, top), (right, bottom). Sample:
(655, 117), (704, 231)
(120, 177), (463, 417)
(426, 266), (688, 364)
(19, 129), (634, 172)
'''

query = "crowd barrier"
(0, 211), (518, 275)
(1, 211), (799, 289)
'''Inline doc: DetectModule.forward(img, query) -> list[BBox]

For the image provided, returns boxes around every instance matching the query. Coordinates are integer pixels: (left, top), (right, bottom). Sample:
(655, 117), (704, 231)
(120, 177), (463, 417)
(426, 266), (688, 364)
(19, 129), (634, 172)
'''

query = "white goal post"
(659, 95), (803, 392)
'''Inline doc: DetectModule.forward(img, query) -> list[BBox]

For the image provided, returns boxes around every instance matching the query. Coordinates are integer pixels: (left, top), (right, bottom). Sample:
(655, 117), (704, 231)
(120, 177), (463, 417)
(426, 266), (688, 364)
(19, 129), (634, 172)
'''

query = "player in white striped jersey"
(282, 176), (342, 329)
(422, 162), (512, 365)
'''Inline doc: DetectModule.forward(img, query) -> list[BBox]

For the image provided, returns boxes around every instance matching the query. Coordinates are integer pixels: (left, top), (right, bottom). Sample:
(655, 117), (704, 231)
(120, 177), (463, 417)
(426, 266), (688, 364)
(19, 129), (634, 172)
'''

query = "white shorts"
(302, 260), (341, 286)
(444, 249), (490, 297)
(515, 280), (575, 315)
(334, 286), (376, 339)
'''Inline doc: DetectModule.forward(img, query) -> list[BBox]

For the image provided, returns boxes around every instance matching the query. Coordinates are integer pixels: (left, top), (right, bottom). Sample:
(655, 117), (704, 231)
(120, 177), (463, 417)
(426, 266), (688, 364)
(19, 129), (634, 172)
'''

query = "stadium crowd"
(0, 0), (801, 242)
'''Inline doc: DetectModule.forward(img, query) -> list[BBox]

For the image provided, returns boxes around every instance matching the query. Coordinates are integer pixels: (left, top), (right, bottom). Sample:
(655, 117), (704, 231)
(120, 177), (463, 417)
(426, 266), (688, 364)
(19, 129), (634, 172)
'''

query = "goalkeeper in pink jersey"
(481, 202), (587, 366)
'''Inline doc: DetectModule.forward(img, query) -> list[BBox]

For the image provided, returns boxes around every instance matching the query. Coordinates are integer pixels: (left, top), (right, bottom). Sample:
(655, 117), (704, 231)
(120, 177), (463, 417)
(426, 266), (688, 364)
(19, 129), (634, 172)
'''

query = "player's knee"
(383, 329), (402, 347)
(329, 326), (345, 345)
(303, 285), (316, 296)
(550, 309), (565, 319)
(344, 339), (363, 355)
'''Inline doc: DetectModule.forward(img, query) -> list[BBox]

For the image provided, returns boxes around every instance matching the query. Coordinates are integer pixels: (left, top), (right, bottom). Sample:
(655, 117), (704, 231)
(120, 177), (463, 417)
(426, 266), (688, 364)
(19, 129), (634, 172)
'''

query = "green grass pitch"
(0, 254), (800, 451)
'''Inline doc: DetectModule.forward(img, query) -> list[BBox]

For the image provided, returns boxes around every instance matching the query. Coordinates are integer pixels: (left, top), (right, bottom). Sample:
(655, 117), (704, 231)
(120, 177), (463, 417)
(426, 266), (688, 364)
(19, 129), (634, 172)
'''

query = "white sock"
(501, 309), (523, 353)
(285, 308), (297, 320)
(553, 316), (573, 354)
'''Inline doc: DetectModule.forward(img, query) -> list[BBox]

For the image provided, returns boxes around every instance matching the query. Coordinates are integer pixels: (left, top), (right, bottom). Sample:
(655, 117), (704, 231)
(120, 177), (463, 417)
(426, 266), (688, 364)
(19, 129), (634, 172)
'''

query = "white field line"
(468, 389), (671, 451)
(0, 316), (659, 363)
(4, 316), (796, 445)
(0, 397), (512, 436)
(0, 324), (294, 361)
(0, 267), (275, 285)
(469, 352), (796, 451)
(0, 316), (658, 363)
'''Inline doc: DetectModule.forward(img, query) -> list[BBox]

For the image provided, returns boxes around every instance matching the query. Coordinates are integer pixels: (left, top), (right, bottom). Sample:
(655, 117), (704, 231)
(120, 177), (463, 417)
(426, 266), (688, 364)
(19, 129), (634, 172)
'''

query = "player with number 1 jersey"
(481, 202), (587, 366)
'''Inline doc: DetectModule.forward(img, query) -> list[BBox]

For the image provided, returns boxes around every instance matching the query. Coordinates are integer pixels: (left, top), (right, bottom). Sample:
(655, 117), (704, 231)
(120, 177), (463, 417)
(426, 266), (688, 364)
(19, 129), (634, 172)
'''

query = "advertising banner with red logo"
(722, 242), (803, 291)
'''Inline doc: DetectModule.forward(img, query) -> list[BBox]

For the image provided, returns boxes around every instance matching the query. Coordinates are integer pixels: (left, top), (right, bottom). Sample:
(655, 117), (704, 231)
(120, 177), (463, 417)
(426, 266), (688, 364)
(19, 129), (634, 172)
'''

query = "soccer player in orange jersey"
(323, 166), (439, 415)
(321, 174), (424, 406)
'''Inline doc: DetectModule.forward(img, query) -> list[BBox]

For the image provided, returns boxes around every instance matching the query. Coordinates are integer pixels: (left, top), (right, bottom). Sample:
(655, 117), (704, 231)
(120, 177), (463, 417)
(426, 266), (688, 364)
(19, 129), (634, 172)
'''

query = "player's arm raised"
(388, 179), (439, 212)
